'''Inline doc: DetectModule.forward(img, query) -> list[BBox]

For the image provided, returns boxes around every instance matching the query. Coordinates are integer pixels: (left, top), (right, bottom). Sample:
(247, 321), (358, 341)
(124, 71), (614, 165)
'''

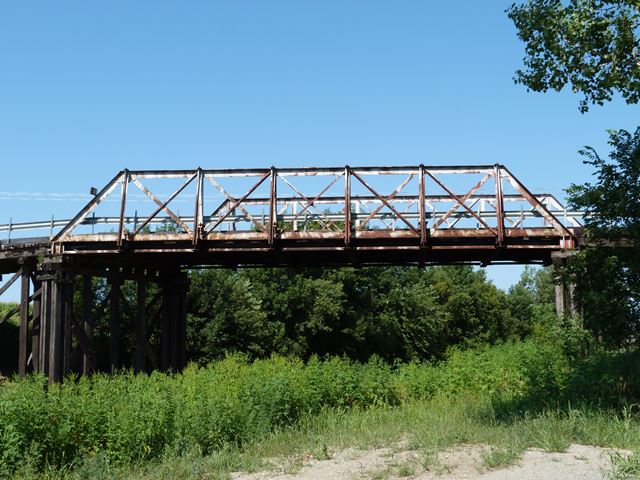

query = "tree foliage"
(567, 127), (640, 345)
(508, 0), (640, 112)
(183, 266), (549, 364)
(510, 1), (640, 345)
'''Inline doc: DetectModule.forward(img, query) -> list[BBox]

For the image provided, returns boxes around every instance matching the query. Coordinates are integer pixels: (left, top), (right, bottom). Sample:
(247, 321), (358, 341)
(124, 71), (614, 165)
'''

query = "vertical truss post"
(344, 166), (351, 247)
(134, 280), (146, 372)
(494, 164), (505, 247)
(109, 274), (122, 372)
(82, 275), (93, 375)
(269, 166), (277, 246)
(193, 168), (204, 246)
(18, 263), (30, 378)
(419, 164), (427, 247)
(117, 169), (130, 247)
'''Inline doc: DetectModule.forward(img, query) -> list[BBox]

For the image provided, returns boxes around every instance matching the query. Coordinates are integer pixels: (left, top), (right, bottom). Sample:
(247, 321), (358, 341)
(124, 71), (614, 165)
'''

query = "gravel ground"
(232, 443), (629, 480)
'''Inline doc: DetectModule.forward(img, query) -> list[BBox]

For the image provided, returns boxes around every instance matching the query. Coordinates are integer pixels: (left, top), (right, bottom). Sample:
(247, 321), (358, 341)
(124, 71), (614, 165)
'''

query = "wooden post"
(170, 285), (179, 369)
(39, 279), (51, 374)
(18, 265), (30, 377)
(109, 275), (122, 372)
(177, 275), (188, 370)
(135, 280), (146, 372)
(48, 272), (63, 383)
(82, 275), (93, 375)
(31, 276), (42, 373)
(62, 271), (73, 377)
(161, 270), (188, 371)
(161, 281), (171, 370)
(552, 252), (577, 317)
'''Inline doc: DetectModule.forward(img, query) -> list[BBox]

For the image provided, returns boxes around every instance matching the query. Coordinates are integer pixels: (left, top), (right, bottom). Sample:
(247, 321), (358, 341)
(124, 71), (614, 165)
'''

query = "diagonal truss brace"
(206, 175), (266, 232)
(425, 170), (497, 235)
(280, 174), (345, 232)
(131, 175), (193, 235)
(206, 171), (270, 233)
(356, 174), (415, 231)
(351, 171), (419, 234)
(132, 173), (197, 236)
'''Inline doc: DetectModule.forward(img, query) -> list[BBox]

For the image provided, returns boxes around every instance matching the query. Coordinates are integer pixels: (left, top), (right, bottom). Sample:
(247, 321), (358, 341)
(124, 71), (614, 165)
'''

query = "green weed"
(607, 451), (640, 480)
(1, 340), (639, 478)
(480, 446), (521, 469)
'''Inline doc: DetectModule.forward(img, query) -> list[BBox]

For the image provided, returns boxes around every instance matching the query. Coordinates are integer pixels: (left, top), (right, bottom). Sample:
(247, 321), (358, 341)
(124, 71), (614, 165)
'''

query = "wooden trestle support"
(11, 260), (188, 383)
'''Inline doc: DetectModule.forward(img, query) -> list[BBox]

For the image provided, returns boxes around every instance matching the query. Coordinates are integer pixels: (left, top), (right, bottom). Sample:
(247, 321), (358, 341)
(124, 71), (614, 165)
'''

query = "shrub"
(0, 339), (636, 477)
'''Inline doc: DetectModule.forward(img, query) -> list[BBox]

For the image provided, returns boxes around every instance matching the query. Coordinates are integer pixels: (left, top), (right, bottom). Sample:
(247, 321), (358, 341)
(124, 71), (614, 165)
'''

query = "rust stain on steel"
(280, 173), (344, 232)
(356, 173), (415, 231)
(206, 175), (266, 232)
(207, 171), (270, 233)
(350, 170), (419, 235)
(0, 164), (583, 269)
(130, 175), (193, 236)
(424, 169), (498, 235)
(431, 172), (492, 231)
(133, 172), (197, 235)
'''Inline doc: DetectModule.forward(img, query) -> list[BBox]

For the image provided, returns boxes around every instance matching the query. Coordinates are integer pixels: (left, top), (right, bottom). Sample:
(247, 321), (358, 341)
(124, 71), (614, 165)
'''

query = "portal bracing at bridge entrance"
(0, 164), (583, 382)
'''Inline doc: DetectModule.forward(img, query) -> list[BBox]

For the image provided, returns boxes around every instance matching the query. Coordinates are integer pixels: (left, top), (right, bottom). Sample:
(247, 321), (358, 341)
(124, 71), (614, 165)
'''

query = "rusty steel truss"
(0, 164), (583, 382)
(36, 164), (582, 266)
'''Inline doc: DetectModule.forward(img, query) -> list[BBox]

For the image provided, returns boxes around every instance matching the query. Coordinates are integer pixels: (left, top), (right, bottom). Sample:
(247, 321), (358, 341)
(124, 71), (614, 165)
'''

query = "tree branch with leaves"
(508, 0), (640, 112)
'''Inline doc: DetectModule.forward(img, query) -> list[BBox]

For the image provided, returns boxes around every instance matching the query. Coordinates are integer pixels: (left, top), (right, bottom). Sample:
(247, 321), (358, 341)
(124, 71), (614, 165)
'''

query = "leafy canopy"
(508, 0), (640, 112)
(566, 127), (640, 344)
(567, 127), (640, 243)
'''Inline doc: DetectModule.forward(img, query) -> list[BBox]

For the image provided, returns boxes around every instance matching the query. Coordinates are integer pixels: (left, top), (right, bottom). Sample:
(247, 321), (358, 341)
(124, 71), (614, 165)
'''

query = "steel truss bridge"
(0, 164), (584, 382)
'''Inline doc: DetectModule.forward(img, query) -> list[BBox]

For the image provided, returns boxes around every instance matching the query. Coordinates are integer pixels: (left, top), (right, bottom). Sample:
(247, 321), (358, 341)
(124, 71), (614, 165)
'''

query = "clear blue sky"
(0, 1), (637, 298)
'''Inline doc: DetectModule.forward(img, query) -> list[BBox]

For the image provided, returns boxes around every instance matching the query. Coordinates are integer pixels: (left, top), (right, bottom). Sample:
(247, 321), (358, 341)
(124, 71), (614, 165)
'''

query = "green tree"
(182, 265), (523, 363)
(187, 269), (280, 363)
(508, 0), (640, 112)
(507, 266), (554, 314)
(509, 1), (640, 345)
(566, 128), (640, 345)
(426, 267), (522, 346)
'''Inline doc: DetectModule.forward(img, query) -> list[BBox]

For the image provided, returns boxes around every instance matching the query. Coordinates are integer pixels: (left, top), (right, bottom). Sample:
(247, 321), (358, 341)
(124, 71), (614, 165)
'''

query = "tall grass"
(0, 339), (638, 478)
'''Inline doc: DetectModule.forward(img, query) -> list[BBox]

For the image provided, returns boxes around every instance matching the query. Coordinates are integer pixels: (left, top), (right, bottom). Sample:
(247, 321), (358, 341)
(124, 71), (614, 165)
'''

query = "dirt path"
(232, 444), (627, 480)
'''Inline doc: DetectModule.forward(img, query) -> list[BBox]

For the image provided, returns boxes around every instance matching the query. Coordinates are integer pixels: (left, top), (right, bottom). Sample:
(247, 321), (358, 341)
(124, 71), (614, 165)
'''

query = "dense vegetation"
(1, 331), (638, 478)
(566, 127), (640, 346)
(185, 265), (551, 363)
(511, 0), (640, 348)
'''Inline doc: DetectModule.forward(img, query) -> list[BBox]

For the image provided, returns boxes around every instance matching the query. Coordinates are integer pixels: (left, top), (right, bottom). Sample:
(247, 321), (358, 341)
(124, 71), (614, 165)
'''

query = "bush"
(0, 339), (636, 477)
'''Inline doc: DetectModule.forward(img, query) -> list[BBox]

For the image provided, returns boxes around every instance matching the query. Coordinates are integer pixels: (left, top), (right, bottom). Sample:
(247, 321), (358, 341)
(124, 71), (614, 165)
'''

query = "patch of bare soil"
(232, 444), (629, 480)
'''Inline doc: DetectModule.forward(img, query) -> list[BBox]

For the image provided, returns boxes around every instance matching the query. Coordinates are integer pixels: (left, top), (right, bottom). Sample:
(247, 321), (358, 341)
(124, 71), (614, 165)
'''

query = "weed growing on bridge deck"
(0, 339), (638, 479)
